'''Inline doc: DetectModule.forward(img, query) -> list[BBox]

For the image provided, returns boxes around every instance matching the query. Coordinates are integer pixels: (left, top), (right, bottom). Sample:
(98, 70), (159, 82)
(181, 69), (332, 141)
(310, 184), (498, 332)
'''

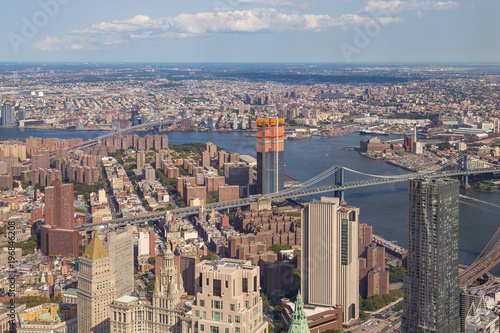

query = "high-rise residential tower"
(40, 180), (79, 256)
(301, 197), (359, 324)
(78, 232), (116, 333)
(402, 178), (460, 333)
(192, 258), (267, 333)
(256, 118), (284, 195)
(1, 102), (15, 127)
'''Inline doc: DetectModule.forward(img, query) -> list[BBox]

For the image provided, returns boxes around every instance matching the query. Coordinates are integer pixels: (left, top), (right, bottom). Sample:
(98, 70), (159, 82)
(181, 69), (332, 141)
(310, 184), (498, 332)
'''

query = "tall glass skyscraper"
(256, 118), (284, 194)
(402, 178), (460, 333)
(1, 102), (15, 127)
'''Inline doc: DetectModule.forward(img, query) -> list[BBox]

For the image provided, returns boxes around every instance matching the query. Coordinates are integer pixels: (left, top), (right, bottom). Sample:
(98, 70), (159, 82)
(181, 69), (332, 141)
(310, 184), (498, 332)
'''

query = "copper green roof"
(82, 233), (110, 260)
(288, 291), (310, 333)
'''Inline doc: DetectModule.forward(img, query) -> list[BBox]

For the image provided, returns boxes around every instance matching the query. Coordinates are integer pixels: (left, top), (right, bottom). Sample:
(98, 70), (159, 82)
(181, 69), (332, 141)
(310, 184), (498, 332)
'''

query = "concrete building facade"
(301, 197), (359, 324)
(192, 259), (267, 333)
(77, 233), (117, 333)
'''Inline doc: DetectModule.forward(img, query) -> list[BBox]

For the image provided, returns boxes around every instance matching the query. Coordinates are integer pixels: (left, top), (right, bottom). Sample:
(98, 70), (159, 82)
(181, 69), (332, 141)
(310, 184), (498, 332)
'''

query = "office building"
(109, 245), (190, 332)
(402, 179), (460, 333)
(77, 232), (116, 333)
(40, 180), (79, 256)
(1, 102), (15, 127)
(103, 226), (134, 298)
(256, 118), (284, 194)
(191, 258), (267, 333)
(301, 197), (359, 324)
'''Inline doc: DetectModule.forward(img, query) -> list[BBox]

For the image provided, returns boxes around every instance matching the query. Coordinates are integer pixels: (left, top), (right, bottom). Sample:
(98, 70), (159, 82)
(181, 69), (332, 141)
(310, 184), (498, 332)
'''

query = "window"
(225, 329), (229, 333)
(242, 278), (248, 293)
(213, 300), (222, 309)
(254, 276), (257, 292)
(200, 273), (203, 287)
(225, 280), (228, 288)
(213, 279), (221, 297)
(195, 310), (200, 317)
(203, 311), (206, 319)
(245, 301), (249, 309)
(235, 328), (240, 333)
(230, 304), (235, 311)
(200, 300), (205, 307)
(213, 311), (222, 321)
(200, 324), (205, 332)
(235, 316), (241, 323)
(210, 326), (219, 333)
(228, 315), (232, 323)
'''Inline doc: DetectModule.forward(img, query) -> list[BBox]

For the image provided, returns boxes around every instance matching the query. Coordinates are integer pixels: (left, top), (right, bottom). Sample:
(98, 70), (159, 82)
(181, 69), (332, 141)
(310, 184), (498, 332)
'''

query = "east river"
(1, 128), (499, 274)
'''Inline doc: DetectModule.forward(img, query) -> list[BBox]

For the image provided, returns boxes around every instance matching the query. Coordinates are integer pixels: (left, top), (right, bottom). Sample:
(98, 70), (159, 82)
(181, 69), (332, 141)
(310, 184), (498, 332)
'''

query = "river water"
(1, 128), (499, 273)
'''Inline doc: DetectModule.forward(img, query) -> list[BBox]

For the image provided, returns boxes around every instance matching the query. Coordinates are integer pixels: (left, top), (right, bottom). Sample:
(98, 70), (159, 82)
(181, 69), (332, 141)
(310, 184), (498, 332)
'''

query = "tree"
(200, 252), (218, 261)
(267, 244), (291, 254)
(261, 293), (272, 314)
(148, 257), (156, 265)
(274, 323), (285, 333)
(146, 280), (155, 292)
(395, 304), (403, 311)
(389, 266), (406, 283)
(272, 305), (281, 320)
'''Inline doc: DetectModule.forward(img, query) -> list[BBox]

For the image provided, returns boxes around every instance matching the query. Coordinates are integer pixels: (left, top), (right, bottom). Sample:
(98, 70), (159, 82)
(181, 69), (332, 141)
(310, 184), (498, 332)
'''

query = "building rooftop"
(115, 295), (139, 304)
(82, 232), (110, 260)
(64, 288), (77, 296)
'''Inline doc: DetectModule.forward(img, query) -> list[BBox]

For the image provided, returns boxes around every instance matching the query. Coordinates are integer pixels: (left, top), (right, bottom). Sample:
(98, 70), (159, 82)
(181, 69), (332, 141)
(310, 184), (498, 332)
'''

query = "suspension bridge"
(75, 153), (500, 231)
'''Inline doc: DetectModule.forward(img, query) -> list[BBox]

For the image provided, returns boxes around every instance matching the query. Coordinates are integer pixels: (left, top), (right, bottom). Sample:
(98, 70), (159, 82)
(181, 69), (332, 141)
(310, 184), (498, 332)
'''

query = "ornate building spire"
(288, 291), (310, 333)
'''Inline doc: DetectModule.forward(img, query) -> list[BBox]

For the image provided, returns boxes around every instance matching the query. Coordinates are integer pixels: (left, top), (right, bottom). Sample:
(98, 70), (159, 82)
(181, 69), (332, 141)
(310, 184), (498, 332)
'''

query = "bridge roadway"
(75, 166), (500, 231)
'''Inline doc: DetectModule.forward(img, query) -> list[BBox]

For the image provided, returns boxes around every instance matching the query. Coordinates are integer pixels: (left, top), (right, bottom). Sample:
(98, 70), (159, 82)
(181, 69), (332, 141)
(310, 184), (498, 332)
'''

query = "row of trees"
(360, 289), (403, 312)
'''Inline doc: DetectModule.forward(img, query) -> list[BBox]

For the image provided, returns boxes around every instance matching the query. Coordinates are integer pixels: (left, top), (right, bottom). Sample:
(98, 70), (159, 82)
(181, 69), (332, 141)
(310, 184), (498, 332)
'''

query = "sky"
(0, 0), (499, 63)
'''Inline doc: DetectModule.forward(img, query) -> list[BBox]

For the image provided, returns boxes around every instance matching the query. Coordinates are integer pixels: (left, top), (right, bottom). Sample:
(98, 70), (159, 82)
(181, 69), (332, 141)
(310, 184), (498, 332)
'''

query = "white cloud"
(360, 0), (459, 14)
(238, 0), (298, 6)
(34, 37), (62, 51)
(34, 8), (402, 50)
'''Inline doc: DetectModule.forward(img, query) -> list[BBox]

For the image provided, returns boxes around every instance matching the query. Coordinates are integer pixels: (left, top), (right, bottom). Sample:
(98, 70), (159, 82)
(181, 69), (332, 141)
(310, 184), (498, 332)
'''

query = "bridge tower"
(333, 167), (345, 201)
(458, 154), (470, 185)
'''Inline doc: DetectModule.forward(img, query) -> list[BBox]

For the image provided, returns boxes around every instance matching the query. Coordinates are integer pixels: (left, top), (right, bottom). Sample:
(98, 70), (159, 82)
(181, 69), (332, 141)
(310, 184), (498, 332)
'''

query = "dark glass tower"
(256, 118), (284, 195)
(402, 178), (460, 333)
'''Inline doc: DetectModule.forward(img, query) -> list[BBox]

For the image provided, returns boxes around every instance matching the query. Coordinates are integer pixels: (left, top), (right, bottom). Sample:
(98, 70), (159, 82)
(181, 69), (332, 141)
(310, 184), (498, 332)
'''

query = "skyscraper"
(1, 102), (15, 127)
(256, 118), (284, 194)
(78, 232), (116, 333)
(40, 180), (79, 256)
(192, 258), (267, 333)
(301, 197), (359, 324)
(103, 226), (134, 298)
(402, 178), (460, 333)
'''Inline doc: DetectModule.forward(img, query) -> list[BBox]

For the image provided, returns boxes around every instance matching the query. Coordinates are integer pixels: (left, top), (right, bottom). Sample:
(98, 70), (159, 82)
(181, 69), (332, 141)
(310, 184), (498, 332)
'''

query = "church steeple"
(288, 291), (310, 333)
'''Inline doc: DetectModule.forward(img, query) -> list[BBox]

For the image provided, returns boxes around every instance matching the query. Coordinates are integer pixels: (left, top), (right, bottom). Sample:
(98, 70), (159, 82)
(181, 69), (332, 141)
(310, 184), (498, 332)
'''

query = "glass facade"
(402, 179), (460, 333)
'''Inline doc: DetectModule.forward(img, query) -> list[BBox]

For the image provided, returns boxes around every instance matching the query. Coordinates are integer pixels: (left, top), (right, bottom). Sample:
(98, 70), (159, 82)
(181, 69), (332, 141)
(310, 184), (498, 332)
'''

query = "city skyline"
(0, 0), (499, 63)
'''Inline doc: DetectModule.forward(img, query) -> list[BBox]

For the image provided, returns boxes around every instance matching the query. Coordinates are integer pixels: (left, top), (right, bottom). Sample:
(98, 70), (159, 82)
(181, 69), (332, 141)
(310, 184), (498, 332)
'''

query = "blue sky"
(0, 0), (498, 63)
